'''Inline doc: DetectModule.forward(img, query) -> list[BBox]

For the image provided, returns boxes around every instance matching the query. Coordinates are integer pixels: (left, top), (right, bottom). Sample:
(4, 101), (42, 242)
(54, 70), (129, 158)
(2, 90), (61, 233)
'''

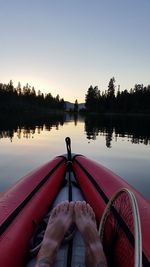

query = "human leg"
(35, 201), (74, 267)
(74, 201), (107, 267)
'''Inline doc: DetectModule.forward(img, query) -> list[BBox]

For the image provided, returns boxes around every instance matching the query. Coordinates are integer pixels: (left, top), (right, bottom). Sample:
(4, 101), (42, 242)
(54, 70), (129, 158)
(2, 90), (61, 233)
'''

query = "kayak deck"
(0, 153), (150, 267)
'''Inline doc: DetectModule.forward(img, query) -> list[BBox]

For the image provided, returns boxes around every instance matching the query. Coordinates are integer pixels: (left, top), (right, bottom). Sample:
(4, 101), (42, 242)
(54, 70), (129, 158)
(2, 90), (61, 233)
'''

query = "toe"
(74, 201), (82, 216)
(48, 209), (56, 222)
(59, 201), (69, 212)
(69, 201), (74, 214)
(87, 203), (95, 220)
(82, 201), (88, 214)
(63, 201), (69, 212)
(55, 203), (61, 214)
(87, 203), (91, 214)
(75, 201), (81, 208)
(50, 206), (57, 218)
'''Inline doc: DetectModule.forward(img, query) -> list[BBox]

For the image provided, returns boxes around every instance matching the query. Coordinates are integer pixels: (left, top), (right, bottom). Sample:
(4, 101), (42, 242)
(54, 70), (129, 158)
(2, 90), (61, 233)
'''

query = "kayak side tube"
(0, 156), (66, 267)
(73, 155), (150, 265)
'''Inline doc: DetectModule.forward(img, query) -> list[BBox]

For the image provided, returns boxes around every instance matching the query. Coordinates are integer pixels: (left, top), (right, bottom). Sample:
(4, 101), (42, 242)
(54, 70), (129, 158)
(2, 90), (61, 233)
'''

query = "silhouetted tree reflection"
(106, 131), (113, 148)
(74, 113), (78, 126)
(65, 113), (85, 126)
(84, 114), (150, 147)
(0, 114), (66, 141)
(0, 130), (14, 142)
(1, 113), (150, 147)
(16, 126), (44, 139)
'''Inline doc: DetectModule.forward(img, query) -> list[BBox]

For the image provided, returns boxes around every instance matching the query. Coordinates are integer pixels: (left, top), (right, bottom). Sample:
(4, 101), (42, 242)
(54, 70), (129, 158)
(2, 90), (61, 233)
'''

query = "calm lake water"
(0, 113), (150, 201)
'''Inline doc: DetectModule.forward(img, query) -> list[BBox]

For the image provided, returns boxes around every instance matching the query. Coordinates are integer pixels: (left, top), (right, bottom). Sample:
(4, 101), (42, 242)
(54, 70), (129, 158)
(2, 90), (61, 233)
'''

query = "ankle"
(36, 240), (58, 264)
(35, 257), (52, 267)
(87, 242), (106, 265)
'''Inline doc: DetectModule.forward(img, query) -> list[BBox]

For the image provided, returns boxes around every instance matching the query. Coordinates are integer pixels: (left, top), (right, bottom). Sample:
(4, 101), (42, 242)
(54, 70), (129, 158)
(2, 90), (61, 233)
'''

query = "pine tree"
(74, 99), (78, 112)
(108, 77), (115, 98)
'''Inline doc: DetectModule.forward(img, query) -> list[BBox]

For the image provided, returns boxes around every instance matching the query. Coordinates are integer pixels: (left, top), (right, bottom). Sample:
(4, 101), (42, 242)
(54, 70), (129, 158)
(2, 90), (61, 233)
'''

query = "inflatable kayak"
(0, 137), (149, 267)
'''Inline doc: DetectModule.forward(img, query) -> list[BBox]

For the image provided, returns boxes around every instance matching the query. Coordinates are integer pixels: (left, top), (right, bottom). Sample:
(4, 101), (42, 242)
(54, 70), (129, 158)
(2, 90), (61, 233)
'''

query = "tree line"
(85, 78), (150, 113)
(1, 78), (150, 115)
(0, 80), (65, 114)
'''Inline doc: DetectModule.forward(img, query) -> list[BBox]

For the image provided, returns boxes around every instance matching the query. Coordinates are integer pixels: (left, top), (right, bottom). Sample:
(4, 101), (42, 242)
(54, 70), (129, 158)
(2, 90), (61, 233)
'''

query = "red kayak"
(0, 138), (149, 267)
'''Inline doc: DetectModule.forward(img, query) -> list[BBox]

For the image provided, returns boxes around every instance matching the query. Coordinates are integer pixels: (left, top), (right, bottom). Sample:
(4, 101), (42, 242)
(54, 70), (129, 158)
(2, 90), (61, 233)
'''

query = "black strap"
(66, 156), (73, 267)
(65, 137), (72, 162)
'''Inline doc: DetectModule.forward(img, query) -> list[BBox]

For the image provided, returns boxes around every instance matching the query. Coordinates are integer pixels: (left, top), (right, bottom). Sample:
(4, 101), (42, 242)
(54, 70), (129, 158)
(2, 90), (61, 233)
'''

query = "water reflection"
(84, 114), (150, 148)
(0, 113), (150, 199)
(0, 114), (150, 148)
(0, 114), (66, 141)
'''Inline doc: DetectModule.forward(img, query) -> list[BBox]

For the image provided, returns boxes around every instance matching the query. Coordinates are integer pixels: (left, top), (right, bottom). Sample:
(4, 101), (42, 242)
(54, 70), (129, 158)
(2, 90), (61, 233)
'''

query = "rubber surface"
(0, 156), (66, 267)
(73, 155), (150, 267)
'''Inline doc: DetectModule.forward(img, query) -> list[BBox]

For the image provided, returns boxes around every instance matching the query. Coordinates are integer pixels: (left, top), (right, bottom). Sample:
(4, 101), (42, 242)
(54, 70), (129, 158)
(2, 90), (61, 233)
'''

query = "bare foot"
(74, 201), (107, 267)
(35, 201), (74, 267)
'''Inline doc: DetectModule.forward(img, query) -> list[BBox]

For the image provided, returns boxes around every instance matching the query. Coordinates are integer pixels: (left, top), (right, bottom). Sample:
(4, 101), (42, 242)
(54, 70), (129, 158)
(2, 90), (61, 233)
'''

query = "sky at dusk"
(0, 0), (150, 102)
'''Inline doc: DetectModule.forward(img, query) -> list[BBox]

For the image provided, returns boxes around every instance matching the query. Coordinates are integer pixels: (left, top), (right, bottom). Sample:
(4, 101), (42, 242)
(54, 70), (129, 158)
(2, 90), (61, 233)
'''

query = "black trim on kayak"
(68, 171), (72, 202)
(0, 157), (66, 236)
(74, 157), (109, 204)
(67, 242), (73, 267)
(66, 159), (73, 202)
(74, 157), (150, 267)
(66, 167), (73, 267)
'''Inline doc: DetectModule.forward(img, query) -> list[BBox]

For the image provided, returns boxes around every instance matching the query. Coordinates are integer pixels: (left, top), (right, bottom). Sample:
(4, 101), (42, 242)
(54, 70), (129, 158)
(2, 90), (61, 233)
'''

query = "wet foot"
(74, 201), (107, 267)
(35, 201), (74, 267)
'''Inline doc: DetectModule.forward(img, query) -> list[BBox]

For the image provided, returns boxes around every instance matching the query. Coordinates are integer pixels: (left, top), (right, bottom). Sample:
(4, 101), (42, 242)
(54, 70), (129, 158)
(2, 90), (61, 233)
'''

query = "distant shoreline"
(83, 111), (150, 117)
(1, 108), (150, 121)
